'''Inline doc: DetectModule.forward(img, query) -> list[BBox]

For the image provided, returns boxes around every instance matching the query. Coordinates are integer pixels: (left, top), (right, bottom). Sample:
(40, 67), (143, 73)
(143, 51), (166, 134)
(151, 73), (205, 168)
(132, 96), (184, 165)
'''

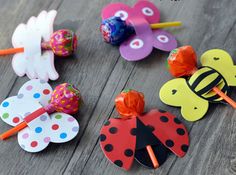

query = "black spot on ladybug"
(104, 121), (110, 126)
(114, 160), (123, 167)
(104, 144), (113, 152)
(166, 140), (174, 147)
(174, 118), (181, 124)
(124, 149), (134, 157)
(160, 116), (169, 123)
(159, 109), (167, 113)
(146, 125), (155, 132)
(109, 127), (118, 134)
(100, 134), (106, 142)
(194, 107), (197, 110)
(130, 128), (137, 136)
(213, 57), (220, 60)
(172, 89), (177, 95)
(176, 128), (185, 136)
(181, 144), (189, 152)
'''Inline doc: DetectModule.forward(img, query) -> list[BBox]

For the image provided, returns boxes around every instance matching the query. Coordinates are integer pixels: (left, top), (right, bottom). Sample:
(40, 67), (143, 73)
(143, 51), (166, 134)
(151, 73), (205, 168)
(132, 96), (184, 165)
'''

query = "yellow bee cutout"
(159, 46), (236, 121)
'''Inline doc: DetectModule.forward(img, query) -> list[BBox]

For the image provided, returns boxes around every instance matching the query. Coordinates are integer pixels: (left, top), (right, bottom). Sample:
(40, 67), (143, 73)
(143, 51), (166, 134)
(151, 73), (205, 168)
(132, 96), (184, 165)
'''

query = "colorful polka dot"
(22, 133), (29, 139)
(2, 113), (9, 119)
(40, 115), (47, 121)
(17, 94), (24, 99)
(72, 126), (79, 132)
(35, 127), (42, 133)
(20, 144), (25, 149)
(44, 137), (51, 143)
(52, 124), (59, 130)
(26, 85), (33, 91)
(68, 117), (75, 122)
(55, 114), (62, 119)
(33, 93), (40, 99)
(43, 89), (50, 95)
(60, 133), (67, 139)
(2, 102), (9, 107)
(13, 117), (20, 123)
(31, 141), (38, 147)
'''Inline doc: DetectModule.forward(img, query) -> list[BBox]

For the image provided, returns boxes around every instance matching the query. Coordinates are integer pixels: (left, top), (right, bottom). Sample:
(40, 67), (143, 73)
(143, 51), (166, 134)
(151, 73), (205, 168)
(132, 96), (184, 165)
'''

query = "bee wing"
(200, 49), (236, 86)
(159, 78), (209, 121)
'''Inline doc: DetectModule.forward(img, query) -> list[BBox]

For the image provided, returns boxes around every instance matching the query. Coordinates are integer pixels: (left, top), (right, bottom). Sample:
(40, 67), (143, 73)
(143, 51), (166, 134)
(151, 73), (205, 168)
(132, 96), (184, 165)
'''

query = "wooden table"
(0, 0), (235, 174)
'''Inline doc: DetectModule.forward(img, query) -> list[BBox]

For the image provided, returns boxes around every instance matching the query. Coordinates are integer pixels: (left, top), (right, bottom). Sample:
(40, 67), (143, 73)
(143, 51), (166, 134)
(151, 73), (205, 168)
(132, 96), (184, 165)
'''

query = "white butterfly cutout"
(0, 79), (79, 152)
(12, 10), (59, 82)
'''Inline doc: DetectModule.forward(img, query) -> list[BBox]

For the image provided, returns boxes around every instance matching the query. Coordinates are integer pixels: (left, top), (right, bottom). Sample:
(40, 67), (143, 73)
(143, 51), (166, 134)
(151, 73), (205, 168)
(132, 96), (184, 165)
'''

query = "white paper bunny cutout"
(12, 10), (59, 81)
(0, 79), (79, 152)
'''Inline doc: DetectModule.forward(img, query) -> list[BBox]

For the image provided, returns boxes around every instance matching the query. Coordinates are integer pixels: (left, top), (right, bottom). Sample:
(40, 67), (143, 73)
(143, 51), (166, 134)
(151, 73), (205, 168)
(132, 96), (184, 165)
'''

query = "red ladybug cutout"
(100, 89), (189, 170)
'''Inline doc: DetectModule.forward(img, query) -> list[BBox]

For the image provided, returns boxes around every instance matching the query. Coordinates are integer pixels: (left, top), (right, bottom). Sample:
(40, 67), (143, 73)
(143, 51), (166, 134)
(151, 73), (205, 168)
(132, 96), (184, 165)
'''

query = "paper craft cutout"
(100, 89), (189, 170)
(0, 79), (80, 152)
(0, 10), (77, 81)
(160, 46), (236, 121)
(101, 0), (178, 61)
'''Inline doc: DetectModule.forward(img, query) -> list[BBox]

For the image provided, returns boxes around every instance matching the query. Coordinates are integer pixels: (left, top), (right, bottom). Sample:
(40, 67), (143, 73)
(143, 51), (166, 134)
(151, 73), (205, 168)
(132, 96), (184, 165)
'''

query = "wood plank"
(0, 0), (235, 174)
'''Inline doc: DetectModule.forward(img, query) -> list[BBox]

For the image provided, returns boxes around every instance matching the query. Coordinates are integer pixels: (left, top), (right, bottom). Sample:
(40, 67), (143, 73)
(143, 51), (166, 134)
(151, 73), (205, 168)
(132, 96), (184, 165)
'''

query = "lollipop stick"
(0, 121), (27, 140)
(0, 47), (24, 56)
(150, 21), (182, 29)
(0, 108), (46, 140)
(146, 145), (159, 168)
(213, 87), (236, 109)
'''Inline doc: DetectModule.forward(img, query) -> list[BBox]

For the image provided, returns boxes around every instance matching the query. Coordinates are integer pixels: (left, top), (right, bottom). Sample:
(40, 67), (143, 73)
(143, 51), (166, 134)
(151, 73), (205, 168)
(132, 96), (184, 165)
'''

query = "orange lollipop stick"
(213, 87), (236, 109)
(146, 145), (159, 168)
(0, 121), (27, 140)
(0, 47), (24, 56)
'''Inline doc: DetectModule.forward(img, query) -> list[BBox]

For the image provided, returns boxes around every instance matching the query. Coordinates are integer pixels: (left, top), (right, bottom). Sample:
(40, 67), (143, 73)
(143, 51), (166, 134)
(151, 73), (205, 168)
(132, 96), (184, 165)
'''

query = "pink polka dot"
(44, 137), (51, 143)
(22, 133), (29, 139)
(31, 141), (38, 147)
(68, 117), (75, 122)
(26, 85), (33, 91)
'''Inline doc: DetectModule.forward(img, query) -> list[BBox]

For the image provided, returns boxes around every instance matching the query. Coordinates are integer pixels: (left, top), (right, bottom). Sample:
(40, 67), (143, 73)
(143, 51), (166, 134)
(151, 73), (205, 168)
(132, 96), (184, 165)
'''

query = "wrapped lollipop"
(100, 0), (182, 61)
(0, 10), (77, 81)
(160, 45), (236, 121)
(0, 79), (81, 152)
(100, 89), (189, 170)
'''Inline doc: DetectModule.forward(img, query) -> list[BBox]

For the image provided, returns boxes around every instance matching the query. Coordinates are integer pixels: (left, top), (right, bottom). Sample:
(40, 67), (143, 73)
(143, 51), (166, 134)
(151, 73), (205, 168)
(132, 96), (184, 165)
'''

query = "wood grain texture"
(0, 0), (235, 174)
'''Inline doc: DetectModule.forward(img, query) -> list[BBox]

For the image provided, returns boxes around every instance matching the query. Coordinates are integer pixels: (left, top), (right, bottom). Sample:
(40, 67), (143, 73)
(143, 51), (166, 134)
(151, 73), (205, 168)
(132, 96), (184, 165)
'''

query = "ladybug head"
(115, 89), (145, 119)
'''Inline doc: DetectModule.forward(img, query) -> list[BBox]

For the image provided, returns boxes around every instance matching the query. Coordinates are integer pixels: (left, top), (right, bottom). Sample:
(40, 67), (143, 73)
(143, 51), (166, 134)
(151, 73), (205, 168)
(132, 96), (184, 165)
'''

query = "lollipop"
(160, 46), (236, 121)
(0, 29), (77, 57)
(167, 45), (236, 108)
(100, 89), (189, 170)
(100, 16), (181, 45)
(0, 83), (81, 140)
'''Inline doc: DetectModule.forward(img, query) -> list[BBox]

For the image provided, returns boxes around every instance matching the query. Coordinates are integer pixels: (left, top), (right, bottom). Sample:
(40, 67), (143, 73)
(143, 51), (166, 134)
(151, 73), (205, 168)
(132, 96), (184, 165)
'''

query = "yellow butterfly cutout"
(160, 49), (235, 121)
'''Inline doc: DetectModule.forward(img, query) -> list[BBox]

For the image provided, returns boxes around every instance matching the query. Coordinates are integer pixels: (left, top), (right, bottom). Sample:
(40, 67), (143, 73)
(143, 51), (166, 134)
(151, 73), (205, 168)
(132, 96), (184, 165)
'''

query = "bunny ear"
(101, 2), (132, 21)
(18, 79), (53, 107)
(152, 29), (177, 52)
(119, 15), (153, 61)
(133, 0), (160, 24)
